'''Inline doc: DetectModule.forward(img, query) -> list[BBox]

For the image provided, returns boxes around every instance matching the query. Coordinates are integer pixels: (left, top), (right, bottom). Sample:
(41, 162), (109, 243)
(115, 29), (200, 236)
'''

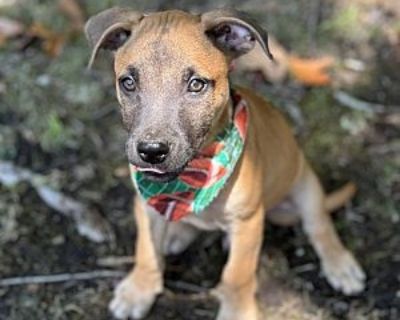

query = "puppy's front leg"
(110, 195), (165, 319)
(215, 206), (264, 320)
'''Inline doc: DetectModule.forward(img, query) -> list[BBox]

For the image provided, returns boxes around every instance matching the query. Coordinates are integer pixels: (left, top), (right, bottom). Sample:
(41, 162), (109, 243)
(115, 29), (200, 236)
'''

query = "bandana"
(130, 91), (248, 221)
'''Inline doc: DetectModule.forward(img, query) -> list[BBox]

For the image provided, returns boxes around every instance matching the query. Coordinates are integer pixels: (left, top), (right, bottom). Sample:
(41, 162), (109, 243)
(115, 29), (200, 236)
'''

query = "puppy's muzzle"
(137, 141), (170, 164)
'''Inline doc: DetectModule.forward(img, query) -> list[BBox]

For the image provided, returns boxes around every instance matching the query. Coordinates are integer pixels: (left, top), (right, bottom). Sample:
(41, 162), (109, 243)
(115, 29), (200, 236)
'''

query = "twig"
(165, 280), (209, 293)
(164, 288), (211, 301)
(292, 263), (316, 274)
(0, 270), (125, 287)
(334, 90), (385, 113)
(97, 256), (134, 267)
(0, 161), (115, 243)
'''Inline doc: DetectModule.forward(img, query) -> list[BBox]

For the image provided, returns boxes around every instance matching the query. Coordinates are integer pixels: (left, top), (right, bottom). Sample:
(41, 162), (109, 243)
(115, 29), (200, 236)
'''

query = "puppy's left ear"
(202, 8), (273, 60)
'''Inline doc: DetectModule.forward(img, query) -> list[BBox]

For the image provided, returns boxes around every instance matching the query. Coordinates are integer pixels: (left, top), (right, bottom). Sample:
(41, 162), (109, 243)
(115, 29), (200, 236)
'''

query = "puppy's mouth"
(136, 167), (183, 182)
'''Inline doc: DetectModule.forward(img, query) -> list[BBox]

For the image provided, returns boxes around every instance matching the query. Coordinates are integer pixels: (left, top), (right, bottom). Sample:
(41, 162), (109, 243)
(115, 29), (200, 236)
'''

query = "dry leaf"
(234, 36), (334, 87)
(29, 23), (54, 39)
(58, 0), (85, 31)
(42, 34), (65, 57)
(288, 55), (335, 86)
(28, 22), (66, 57)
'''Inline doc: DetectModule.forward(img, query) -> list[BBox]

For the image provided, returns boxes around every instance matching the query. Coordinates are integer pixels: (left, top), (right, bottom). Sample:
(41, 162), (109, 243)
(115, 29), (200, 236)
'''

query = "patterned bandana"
(130, 91), (249, 221)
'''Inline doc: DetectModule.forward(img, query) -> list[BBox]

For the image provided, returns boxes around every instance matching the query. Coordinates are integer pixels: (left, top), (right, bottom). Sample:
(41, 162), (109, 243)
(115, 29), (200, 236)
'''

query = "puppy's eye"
(188, 78), (207, 93)
(120, 75), (136, 92)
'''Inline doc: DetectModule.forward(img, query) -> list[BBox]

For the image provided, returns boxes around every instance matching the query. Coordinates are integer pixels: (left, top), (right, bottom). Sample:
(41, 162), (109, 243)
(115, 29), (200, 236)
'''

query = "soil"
(0, 0), (399, 319)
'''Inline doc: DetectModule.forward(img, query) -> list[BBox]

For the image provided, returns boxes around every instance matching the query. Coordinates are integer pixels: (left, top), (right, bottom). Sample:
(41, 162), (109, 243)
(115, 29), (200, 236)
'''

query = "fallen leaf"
(42, 34), (65, 57)
(29, 23), (54, 40)
(234, 36), (334, 87)
(28, 22), (66, 57)
(288, 55), (335, 86)
(58, 0), (85, 31)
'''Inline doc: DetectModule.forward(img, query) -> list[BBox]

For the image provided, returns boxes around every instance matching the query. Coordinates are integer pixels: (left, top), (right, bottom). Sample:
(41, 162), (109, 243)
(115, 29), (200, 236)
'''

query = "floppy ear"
(85, 7), (143, 68)
(201, 8), (273, 60)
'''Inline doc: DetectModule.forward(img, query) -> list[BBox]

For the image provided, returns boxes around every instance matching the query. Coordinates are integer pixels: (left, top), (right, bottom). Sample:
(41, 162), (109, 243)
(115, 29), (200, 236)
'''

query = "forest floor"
(0, 0), (399, 319)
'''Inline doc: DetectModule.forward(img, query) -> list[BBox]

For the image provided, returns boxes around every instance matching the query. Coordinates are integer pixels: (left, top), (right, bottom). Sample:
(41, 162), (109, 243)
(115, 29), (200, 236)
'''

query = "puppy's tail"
(267, 182), (357, 226)
(325, 182), (357, 212)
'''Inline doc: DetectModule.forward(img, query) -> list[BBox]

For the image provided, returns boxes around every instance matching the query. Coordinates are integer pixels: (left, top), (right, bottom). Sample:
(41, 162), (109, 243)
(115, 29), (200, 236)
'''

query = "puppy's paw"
(322, 250), (366, 295)
(109, 270), (162, 319)
(216, 304), (260, 320)
(213, 286), (260, 320)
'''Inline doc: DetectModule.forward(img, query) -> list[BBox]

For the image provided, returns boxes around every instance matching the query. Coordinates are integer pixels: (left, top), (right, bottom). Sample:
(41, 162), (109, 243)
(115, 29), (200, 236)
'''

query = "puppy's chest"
(180, 183), (245, 231)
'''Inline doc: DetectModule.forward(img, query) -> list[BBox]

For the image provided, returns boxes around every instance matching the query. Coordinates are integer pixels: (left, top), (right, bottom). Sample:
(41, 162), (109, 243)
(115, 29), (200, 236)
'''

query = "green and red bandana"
(130, 92), (248, 221)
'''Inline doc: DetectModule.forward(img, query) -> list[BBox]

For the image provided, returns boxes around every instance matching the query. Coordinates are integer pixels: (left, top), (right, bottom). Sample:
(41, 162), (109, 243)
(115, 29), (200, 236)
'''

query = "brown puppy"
(85, 8), (365, 320)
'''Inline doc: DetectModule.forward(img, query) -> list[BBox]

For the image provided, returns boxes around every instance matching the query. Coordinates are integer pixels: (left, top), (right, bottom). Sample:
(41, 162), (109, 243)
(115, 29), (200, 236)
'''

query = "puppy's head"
(85, 8), (272, 182)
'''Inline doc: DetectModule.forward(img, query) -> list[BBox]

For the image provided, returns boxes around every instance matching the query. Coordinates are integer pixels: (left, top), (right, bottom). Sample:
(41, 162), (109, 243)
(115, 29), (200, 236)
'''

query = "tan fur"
(235, 38), (289, 84)
(86, 9), (365, 320)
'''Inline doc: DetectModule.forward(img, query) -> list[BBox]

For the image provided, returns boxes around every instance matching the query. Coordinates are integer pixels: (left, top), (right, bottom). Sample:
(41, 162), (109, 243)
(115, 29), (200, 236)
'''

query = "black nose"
(137, 141), (169, 164)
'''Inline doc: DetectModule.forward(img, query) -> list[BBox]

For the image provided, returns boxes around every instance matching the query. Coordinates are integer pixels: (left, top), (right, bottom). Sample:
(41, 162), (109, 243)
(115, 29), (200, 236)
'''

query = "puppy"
(85, 7), (366, 320)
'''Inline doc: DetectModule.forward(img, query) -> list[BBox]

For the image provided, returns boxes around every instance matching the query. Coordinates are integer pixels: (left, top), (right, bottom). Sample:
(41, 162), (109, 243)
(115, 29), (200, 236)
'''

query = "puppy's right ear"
(85, 7), (143, 68)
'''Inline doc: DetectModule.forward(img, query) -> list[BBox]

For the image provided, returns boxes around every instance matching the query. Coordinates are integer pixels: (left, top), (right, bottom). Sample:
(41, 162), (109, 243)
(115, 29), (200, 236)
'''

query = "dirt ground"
(0, 0), (399, 319)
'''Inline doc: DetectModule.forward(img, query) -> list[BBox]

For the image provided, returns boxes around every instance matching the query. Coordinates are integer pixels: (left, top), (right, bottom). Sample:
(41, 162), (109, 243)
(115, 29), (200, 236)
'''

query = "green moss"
(40, 113), (65, 151)
(321, 5), (361, 39)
